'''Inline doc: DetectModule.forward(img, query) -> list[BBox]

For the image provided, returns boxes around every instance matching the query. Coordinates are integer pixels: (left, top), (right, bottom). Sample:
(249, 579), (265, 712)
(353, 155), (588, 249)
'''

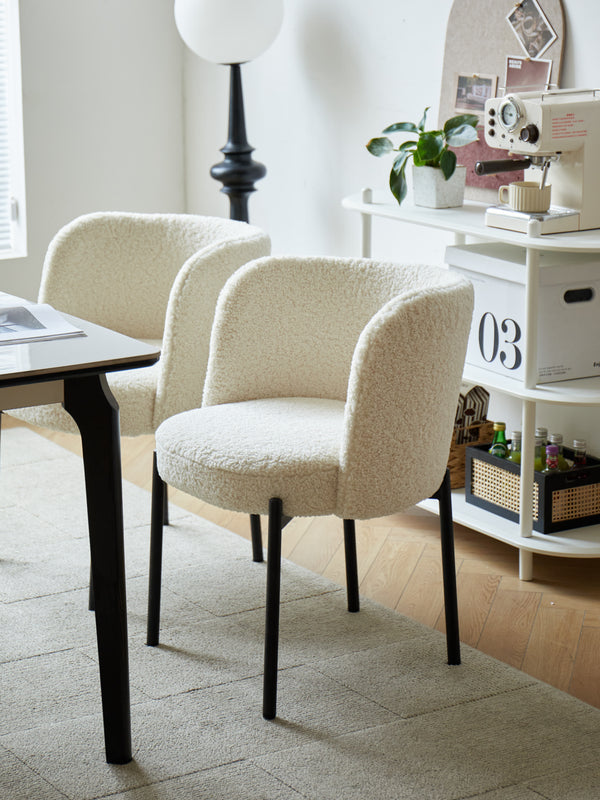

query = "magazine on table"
(0, 292), (86, 345)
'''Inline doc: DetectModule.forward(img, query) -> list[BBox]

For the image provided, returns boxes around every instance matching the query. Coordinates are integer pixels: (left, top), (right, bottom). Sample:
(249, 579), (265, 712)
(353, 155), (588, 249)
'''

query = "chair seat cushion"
(156, 397), (345, 517)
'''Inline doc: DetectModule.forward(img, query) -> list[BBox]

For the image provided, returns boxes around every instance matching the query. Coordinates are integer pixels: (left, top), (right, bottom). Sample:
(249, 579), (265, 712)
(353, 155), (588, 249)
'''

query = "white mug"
(498, 181), (551, 213)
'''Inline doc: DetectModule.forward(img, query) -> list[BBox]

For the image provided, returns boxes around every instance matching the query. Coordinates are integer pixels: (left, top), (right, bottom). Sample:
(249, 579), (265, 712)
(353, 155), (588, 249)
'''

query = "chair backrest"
(39, 212), (267, 339)
(203, 255), (474, 518)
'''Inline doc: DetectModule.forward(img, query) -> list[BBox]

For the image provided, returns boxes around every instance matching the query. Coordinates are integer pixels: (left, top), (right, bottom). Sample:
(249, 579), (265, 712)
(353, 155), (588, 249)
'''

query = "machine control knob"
(519, 124), (539, 143)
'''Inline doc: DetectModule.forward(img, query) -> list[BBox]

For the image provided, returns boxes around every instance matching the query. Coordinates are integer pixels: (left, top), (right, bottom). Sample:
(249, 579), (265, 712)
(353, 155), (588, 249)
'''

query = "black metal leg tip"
(106, 753), (133, 765)
(262, 709), (276, 721)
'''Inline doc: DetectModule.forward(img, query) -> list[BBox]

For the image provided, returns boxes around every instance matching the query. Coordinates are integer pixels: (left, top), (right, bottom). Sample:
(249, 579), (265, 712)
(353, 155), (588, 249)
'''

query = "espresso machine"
(475, 88), (600, 234)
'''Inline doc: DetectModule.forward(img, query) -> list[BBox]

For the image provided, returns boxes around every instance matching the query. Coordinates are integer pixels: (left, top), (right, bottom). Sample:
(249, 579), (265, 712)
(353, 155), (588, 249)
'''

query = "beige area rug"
(1, 427), (600, 800)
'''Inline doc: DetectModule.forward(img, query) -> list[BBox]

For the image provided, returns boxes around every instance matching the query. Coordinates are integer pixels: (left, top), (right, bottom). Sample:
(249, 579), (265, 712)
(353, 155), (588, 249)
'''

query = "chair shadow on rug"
(146, 254), (474, 719)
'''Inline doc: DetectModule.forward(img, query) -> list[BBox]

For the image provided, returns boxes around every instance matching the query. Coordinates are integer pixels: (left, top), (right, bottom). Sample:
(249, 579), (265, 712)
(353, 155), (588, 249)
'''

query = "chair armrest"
(336, 282), (473, 520)
(153, 233), (270, 426)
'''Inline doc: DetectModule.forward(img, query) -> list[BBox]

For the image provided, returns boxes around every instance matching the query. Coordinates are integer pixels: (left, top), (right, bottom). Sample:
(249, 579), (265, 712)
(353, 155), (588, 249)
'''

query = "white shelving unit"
(343, 188), (600, 579)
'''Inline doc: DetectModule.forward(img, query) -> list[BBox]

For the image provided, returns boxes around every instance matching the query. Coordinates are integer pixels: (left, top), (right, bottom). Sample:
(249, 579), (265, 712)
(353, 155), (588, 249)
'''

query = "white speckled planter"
(412, 164), (466, 208)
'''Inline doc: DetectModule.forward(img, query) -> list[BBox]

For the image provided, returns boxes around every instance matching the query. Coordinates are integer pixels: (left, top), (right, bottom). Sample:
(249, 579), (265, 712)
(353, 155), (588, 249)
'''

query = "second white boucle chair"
(8, 212), (271, 600)
(148, 255), (474, 720)
(9, 211), (270, 436)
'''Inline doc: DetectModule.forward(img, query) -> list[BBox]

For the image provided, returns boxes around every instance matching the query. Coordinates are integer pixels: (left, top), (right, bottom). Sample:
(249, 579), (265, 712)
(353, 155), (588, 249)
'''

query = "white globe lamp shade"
(174, 0), (284, 64)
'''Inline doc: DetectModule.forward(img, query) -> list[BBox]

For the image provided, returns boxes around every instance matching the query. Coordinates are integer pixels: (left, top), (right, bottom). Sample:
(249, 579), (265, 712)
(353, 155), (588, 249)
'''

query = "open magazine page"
(0, 292), (85, 345)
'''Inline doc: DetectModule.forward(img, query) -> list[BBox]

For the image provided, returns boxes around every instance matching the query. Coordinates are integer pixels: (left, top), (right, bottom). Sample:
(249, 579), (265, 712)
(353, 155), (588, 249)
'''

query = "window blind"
(0, 0), (25, 257)
(0, 1), (13, 251)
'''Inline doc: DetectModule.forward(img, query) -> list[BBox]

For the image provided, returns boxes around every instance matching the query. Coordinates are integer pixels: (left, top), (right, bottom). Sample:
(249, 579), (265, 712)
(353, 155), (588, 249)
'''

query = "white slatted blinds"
(0, 0), (25, 258)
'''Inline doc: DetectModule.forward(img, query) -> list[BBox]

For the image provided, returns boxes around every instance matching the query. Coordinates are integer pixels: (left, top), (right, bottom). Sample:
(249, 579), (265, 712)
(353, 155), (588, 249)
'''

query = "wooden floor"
(9, 417), (600, 710)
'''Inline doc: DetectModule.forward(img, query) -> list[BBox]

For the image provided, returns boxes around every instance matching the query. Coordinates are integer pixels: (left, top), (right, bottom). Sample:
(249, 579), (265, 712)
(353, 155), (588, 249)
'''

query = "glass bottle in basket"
(508, 430), (521, 464)
(572, 439), (587, 468)
(542, 444), (560, 474)
(534, 437), (545, 471)
(535, 426), (548, 468)
(549, 433), (569, 471)
(489, 422), (508, 458)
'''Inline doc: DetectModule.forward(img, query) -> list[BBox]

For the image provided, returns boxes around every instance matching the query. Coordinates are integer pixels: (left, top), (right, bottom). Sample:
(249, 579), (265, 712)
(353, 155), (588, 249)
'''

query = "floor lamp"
(174, 0), (284, 223)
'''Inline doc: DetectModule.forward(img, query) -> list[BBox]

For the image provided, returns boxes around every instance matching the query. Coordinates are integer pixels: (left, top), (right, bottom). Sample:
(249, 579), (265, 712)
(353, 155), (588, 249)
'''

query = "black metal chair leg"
(263, 498), (283, 720)
(146, 451), (165, 646)
(250, 514), (263, 562)
(162, 480), (169, 526)
(432, 468), (461, 665)
(343, 519), (360, 612)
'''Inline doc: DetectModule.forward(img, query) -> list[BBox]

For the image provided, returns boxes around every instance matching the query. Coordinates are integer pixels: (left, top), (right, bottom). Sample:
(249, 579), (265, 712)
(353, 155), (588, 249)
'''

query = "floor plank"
(522, 605), (584, 692)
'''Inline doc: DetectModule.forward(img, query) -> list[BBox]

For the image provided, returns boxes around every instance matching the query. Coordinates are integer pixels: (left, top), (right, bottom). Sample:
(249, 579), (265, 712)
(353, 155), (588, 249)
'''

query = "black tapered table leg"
(63, 373), (132, 764)
(88, 566), (95, 611)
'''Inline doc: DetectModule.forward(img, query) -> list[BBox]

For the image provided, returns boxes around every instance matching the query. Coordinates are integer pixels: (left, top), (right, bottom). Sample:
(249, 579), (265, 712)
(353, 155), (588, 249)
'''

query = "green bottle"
(508, 430), (521, 464)
(534, 436), (544, 472)
(535, 426), (548, 468)
(489, 422), (508, 458)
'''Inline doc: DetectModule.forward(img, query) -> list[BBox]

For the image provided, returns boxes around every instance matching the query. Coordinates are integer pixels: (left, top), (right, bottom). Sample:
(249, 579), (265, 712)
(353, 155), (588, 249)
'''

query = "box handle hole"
(564, 287), (594, 303)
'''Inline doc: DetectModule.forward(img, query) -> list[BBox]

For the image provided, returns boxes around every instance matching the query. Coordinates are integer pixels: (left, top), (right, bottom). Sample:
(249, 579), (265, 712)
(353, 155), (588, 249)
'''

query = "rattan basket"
(447, 419), (495, 489)
(465, 444), (600, 534)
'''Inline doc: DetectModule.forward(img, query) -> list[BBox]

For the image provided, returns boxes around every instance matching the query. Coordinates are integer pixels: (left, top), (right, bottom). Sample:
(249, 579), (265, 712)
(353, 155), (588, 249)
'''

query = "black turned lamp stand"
(174, 0), (282, 224)
(210, 64), (266, 224)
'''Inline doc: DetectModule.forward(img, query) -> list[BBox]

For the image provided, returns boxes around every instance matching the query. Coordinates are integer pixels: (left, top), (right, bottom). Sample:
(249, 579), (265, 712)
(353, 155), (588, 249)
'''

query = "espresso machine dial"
(498, 96), (524, 132)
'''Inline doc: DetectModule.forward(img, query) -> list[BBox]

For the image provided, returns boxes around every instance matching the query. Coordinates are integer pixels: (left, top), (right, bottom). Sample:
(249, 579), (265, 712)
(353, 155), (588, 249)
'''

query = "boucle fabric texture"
(156, 255), (474, 519)
(10, 212), (270, 436)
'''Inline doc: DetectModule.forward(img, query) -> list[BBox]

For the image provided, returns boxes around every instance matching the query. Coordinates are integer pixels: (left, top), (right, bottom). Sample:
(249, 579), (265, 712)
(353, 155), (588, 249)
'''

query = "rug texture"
(1, 427), (600, 800)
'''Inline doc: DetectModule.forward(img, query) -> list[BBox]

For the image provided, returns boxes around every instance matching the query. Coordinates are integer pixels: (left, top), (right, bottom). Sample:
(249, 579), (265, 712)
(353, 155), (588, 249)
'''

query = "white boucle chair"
(148, 255), (474, 720)
(8, 212), (271, 589)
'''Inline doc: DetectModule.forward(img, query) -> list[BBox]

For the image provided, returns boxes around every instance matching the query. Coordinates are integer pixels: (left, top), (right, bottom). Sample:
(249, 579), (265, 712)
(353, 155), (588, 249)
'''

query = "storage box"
(445, 242), (600, 384)
(465, 444), (600, 533)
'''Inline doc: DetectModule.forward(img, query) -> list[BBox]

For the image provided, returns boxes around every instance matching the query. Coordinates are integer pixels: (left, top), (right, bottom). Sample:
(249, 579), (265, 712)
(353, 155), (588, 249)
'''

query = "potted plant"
(366, 107), (478, 208)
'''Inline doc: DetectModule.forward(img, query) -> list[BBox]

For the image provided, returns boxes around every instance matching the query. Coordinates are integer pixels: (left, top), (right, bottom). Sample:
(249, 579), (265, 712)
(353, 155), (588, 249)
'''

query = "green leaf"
(440, 148), (457, 180)
(389, 164), (408, 205)
(366, 137), (394, 156)
(418, 107), (430, 131)
(416, 132), (444, 163)
(445, 124), (479, 147)
(391, 150), (411, 174)
(443, 113), (479, 134)
(398, 140), (418, 151)
(382, 121), (419, 134)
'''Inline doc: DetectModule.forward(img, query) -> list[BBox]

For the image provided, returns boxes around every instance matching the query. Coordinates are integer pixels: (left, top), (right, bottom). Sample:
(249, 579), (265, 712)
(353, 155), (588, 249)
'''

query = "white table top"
(0, 314), (160, 385)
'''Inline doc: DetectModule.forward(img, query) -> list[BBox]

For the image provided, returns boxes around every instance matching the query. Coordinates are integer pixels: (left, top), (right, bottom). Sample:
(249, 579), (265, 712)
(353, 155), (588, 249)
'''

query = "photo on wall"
(454, 73), (498, 118)
(505, 56), (552, 92)
(506, 0), (557, 59)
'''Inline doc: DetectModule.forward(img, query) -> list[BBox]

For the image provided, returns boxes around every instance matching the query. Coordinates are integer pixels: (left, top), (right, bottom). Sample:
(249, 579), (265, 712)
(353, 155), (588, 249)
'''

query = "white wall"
(2, 0), (185, 300)
(182, 0), (600, 451)
(184, 0), (600, 257)
(6, 0), (600, 448)
(183, 0), (453, 264)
